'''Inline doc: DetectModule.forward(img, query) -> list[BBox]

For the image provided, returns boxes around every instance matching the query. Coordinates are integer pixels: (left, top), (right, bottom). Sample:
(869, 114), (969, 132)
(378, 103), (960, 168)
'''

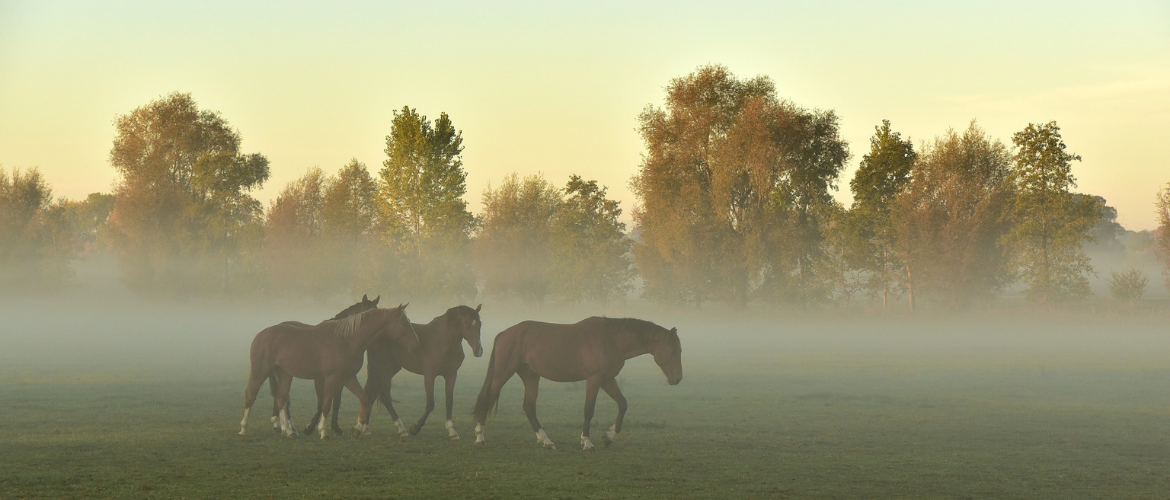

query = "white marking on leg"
(581, 433), (596, 451)
(474, 422), (485, 445)
(280, 408), (296, 438)
(318, 411), (329, 439)
(606, 424), (617, 442)
(536, 428), (555, 449)
(271, 415), (279, 430)
(446, 419), (459, 440)
(239, 408), (250, 436)
(394, 419), (408, 437)
(353, 416), (370, 435)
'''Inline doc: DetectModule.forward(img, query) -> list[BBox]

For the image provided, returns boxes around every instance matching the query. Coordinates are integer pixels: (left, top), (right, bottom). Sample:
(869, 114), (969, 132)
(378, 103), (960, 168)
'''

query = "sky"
(1, 0), (1168, 230)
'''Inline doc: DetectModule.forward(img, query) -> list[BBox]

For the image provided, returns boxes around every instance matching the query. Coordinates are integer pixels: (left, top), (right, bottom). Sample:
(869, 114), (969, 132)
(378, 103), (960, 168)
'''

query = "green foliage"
(1108, 268), (1147, 301)
(0, 167), (75, 292)
(106, 92), (269, 297)
(59, 193), (115, 254)
(475, 173), (561, 302)
(1005, 121), (1098, 303)
(378, 107), (476, 301)
(892, 122), (1014, 309)
(1156, 183), (1170, 291)
(849, 120), (916, 306)
(633, 65), (848, 306)
(321, 159), (381, 296)
(549, 175), (634, 303)
(263, 168), (332, 299)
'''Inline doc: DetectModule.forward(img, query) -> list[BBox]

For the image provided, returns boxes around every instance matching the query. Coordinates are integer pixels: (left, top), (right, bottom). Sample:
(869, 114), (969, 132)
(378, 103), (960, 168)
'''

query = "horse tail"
(472, 336), (501, 424)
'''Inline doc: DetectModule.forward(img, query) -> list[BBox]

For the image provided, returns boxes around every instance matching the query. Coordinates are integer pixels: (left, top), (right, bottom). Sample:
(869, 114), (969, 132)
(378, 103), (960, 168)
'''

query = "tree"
(475, 173), (561, 302)
(849, 120), (916, 309)
(321, 159), (380, 295)
(549, 175), (634, 302)
(0, 167), (75, 293)
(107, 92), (269, 297)
(892, 122), (1014, 309)
(1005, 121), (1098, 304)
(378, 107), (476, 301)
(60, 193), (116, 254)
(632, 65), (848, 306)
(263, 168), (330, 298)
(1156, 183), (1170, 290)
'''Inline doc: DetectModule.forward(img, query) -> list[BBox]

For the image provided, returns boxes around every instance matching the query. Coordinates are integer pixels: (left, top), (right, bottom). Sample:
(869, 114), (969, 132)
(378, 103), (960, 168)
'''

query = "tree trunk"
(906, 262), (915, 313)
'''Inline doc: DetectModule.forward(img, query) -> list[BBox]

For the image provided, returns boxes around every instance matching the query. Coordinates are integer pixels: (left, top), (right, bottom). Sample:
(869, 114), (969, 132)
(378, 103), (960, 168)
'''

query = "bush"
(1108, 269), (1148, 301)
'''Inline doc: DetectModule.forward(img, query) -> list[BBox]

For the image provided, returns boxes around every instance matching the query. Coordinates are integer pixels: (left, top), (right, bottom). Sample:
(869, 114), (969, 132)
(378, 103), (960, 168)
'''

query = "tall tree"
(0, 167), (75, 293)
(263, 168), (331, 298)
(475, 173), (561, 302)
(549, 175), (634, 303)
(892, 122), (1014, 309)
(632, 65), (848, 306)
(1005, 121), (1098, 304)
(107, 92), (268, 296)
(379, 107), (476, 301)
(849, 120), (916, 309)
(321, 159), (381, 295)
(1156, 183), (1170, 291)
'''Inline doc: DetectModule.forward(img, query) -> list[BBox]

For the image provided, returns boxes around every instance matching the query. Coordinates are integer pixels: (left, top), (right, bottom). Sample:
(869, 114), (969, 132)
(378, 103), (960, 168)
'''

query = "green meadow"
(2, 301), (1170, 499)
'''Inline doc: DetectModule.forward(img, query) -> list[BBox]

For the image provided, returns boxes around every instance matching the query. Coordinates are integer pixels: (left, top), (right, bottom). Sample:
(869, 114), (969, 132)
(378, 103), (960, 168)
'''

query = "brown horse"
(268, 294), (381, 432)
(239, 305), (419, 439)
(471, 317), (682, 450)
(305, 304), (485, 439)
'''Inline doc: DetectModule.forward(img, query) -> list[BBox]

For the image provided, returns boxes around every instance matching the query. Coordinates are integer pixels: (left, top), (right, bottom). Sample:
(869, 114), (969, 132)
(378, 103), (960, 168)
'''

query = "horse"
(265, 294), (381, 433)
(471, 317), (682, 450)
(239, 304), (419, 439)
(304, 304), (485, 439)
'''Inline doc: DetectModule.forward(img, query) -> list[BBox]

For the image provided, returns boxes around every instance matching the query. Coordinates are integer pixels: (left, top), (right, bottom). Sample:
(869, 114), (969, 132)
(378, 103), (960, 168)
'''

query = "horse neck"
(348, 314), (389, 353)
(424, 316), (464, 350)
(614, 329), (656, 360)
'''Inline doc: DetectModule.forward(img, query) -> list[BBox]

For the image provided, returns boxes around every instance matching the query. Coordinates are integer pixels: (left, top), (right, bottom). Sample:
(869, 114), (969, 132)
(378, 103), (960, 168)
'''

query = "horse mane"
(593, 317), (668, 342)
(326, 308), (371, 338)
(330, 300), (369, 320)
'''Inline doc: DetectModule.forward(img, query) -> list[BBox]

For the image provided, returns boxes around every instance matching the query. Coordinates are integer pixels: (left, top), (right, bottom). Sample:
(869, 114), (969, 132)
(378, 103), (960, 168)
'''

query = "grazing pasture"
(2, 299), (1169, 499)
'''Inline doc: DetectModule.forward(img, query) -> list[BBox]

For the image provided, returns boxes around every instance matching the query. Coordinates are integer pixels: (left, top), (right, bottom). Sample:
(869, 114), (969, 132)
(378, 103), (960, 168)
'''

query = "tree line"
(3, 66), (1169, 307)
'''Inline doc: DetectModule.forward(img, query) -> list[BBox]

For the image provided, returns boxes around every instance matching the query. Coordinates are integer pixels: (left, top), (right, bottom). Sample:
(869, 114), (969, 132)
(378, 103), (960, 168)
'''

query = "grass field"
(2, 300), (1170, 499)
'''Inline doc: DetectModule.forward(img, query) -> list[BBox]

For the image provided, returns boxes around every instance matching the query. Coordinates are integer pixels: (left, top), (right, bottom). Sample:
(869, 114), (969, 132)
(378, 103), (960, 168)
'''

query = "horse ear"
(372, 296), (380, 306)
(401, 302), (409, 310)
(475, 304), (482, 313)
(670, 327), (677, 334)
(362, 294), (368, 301)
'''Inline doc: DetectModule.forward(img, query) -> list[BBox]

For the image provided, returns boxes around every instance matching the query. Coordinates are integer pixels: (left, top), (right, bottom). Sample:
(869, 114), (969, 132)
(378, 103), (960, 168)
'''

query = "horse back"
(497, 320), (621, 382)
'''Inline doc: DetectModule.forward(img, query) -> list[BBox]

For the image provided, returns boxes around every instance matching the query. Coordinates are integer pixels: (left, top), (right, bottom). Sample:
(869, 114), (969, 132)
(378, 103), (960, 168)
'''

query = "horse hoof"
(238, 430), (246, 436)
(409, 426), (422, 436)
(583, 444), (596, 451)
(543, 443), (557, 450)
(449, 434), (460, 441)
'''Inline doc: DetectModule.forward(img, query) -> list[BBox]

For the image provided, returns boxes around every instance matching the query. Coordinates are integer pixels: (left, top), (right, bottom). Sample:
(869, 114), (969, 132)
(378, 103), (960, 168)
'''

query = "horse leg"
(342, 375), (371, 436)
(580, 377), (601, 451)
(517, 367), (554, 449)
(269, 373), (282, 432)
(474, 358), (518, 446)
(599, 377), (627, 447)
(330, 387), (344, 436)
(318, 377), (344, 440)
(443, 372), (459, 440)
(240, 368), (267, 436)
(371, 364), (408, 437)
(302, 378), (326, 435)
(409, 374), (437, 436)
(274, 370), (297, 437)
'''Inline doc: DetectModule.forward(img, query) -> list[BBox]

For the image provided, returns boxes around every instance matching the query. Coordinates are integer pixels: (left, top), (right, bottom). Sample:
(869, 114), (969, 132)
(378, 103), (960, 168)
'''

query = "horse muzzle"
(473, 347), (484, 357)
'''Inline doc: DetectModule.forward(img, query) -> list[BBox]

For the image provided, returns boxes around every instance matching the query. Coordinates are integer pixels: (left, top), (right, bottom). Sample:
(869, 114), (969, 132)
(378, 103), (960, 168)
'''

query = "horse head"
(652, 327), (682, 385)
(448, 304), (484, 357)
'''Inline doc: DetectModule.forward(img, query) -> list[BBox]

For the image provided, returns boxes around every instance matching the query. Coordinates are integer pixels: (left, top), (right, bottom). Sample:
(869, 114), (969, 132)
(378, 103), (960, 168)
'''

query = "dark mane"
(589, 317), (668, 340)
(330, 301), (367, 320)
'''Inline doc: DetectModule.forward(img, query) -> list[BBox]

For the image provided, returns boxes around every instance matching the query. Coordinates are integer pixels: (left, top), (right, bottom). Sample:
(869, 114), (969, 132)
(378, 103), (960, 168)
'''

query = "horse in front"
(471, 317), (682, 450)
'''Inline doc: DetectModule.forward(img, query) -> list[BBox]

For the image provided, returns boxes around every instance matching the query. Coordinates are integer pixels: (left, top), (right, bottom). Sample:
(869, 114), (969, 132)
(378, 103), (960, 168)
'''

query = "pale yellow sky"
(1, 1), (1167, 229)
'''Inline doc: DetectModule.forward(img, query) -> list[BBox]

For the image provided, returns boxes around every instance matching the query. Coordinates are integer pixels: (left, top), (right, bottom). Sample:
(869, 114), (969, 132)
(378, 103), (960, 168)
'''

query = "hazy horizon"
(2, 1), (1168, 230)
